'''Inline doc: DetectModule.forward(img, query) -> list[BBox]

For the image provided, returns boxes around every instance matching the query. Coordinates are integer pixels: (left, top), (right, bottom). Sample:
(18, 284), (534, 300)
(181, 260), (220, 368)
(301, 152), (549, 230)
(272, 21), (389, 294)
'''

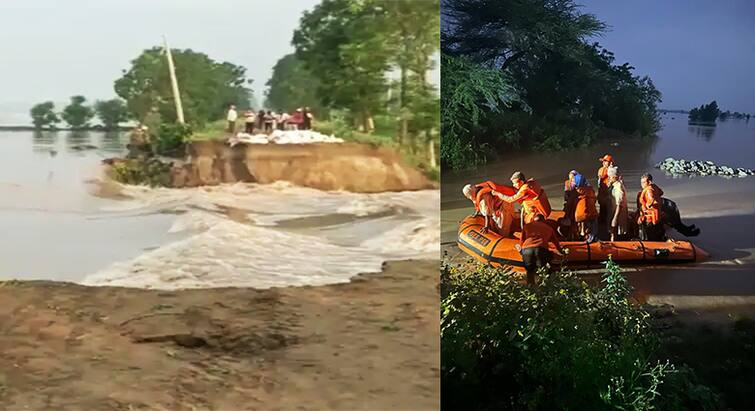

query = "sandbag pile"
(655, 157), (755, 178)
(228, 130), (344, 147)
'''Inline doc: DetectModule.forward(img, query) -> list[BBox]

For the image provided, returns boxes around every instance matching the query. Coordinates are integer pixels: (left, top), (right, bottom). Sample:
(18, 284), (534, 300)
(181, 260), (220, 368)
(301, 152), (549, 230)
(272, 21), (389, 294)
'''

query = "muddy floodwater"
(442, 115), (755, 306)
(0, 130), (438, 288)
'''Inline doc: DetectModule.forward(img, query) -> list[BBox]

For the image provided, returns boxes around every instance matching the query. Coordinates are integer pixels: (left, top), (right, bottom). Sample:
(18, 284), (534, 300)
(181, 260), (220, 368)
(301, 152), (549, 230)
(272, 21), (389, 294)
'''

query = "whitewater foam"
(82, 182), (438, 289)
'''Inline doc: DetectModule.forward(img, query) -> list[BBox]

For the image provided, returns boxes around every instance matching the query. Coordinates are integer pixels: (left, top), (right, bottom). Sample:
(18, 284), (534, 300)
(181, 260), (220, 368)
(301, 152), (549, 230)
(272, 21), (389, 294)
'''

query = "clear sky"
(578, 0), (755, 113)
(0, 0), (440, 123)
(0, 0), (319, 106)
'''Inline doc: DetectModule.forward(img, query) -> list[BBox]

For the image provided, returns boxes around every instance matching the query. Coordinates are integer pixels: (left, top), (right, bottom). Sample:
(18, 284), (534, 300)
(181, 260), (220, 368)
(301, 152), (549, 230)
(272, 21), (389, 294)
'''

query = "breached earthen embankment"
(163, 140), (436, 192)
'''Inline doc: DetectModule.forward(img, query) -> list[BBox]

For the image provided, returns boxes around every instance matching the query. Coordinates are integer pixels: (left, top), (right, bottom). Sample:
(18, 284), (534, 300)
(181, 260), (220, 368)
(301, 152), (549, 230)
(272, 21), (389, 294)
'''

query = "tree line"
(266, 0), (440, 161)
(688, 100), (752, 123)
(29, 0), (440, 170)
(30, 97), (128, 130)
(441, 0), (662, 169)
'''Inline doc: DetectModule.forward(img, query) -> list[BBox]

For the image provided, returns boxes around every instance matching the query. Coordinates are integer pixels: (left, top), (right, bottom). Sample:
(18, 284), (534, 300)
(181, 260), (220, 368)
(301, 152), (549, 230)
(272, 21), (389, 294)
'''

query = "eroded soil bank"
(0, 260), (439, 411)
(114, 141), (437, 193)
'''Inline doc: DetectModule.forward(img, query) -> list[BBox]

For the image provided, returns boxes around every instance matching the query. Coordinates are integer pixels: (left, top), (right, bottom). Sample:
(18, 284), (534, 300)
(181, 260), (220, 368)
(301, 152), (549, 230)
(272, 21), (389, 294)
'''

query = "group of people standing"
(462, 153), (699, 284)
(226, 105), (314, 134)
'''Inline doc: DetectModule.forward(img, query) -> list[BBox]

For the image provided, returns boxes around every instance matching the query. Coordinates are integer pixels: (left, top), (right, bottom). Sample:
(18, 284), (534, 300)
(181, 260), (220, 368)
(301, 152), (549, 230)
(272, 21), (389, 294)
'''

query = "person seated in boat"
(463, 182), (517, 237)
(515, 214), (566, 285)
(637, 173), (666, 241)
(597, 154), (615, 240)
(493, 171), (552, 227)
(572, 173), (599, 243)
(607, 166), (629, 241)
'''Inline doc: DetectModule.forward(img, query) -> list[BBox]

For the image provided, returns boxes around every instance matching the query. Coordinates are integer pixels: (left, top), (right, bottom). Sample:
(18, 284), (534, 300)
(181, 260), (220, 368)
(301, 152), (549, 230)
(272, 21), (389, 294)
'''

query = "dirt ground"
(0, 260), (439, 411)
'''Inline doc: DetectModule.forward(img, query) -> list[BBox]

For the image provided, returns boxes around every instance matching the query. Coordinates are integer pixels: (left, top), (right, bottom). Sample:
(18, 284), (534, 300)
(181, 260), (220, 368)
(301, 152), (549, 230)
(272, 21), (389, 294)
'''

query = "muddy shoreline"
(0, 259), (439, 410)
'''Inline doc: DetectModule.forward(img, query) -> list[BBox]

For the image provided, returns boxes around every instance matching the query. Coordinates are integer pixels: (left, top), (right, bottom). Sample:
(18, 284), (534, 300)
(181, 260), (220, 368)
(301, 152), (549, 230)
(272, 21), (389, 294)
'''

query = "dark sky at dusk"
(578, 0), (755, 113)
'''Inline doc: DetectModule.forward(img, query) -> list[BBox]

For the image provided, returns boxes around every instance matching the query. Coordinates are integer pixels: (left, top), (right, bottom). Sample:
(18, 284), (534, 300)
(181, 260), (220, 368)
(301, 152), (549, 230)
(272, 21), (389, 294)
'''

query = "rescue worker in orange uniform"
(492, 171), (552, 227)
(572, 173), (599, 243)
(597, 154), (615, 240)
(514, 214), (566, 285)
(463, 181), (517, 237)
(637, 173), (666, 241)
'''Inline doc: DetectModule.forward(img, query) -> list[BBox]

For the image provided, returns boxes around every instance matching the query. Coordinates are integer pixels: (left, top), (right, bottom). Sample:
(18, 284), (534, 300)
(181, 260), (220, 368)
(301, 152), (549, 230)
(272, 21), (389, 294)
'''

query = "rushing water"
(0, 130), (439, 289)
(441, 115), (755, 303)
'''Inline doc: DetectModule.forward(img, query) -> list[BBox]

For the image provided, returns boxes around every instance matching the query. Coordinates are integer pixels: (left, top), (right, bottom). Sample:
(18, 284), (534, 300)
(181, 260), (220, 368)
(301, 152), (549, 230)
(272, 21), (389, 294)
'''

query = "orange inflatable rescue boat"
(457, 212), (709, 272)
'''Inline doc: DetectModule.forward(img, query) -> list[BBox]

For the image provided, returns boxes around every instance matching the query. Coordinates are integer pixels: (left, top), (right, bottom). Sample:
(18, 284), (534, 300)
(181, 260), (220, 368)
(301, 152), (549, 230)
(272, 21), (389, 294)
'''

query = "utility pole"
(163, 35), (185, 124)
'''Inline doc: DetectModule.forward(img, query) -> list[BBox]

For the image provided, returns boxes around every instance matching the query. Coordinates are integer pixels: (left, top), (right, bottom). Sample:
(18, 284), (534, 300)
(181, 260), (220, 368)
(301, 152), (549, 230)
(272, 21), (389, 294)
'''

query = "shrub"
(156, 123), (193, 155)
(441, 259), (681, 410)
(110, 158), (172, 187)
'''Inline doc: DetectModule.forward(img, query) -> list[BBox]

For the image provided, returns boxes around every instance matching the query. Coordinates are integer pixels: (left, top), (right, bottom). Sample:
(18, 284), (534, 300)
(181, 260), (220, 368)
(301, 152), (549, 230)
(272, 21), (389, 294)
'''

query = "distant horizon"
(0, 0), (440, 126)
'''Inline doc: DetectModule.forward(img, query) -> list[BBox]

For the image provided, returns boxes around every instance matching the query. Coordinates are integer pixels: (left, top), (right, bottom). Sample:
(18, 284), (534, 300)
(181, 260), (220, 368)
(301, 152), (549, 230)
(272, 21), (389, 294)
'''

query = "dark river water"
(442, 115), (755, 306)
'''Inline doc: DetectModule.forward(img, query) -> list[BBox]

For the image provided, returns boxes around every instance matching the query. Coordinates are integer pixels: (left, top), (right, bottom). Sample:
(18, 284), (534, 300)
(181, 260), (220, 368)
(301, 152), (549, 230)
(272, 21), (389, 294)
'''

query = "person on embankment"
(597, 154), (615, 240)
(463, 181), (516, 237)
(244, 110), (256, 134)
(226, 105), (238, 134)
(515, 214), (566, 285)
(493, 171), (552, 228)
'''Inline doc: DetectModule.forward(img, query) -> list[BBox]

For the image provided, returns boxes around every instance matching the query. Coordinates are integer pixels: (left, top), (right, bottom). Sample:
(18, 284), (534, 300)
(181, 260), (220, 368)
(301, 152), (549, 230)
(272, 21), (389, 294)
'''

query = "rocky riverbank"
(656, 157), (755, 178)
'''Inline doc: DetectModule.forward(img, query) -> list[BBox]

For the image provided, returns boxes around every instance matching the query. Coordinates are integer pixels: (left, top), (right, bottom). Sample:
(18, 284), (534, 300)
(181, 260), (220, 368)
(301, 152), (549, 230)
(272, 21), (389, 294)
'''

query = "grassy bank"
(441, 259), (752, 410)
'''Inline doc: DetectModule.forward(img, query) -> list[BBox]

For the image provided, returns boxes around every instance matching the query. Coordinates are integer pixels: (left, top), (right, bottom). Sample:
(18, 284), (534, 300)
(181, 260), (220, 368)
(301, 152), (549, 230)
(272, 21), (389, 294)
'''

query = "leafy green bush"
(110, 158), (172, 187)
(156, 123), (193, 155)
(441, 54), (523, 170)
(441, 259), (693, 410)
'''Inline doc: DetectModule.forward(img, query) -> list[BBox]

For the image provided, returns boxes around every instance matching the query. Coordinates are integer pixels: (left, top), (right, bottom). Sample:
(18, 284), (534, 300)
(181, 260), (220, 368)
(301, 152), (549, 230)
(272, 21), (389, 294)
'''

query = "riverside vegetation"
(441, 0), (662, 169)
(440, 258), (754, 410)
(38, 0), (440, 185)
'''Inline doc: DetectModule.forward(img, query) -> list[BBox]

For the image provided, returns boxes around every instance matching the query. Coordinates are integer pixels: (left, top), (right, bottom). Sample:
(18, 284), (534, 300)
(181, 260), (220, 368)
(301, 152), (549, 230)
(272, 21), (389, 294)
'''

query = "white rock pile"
(228, 130), (345, 147)
(655, 157), (755, 178)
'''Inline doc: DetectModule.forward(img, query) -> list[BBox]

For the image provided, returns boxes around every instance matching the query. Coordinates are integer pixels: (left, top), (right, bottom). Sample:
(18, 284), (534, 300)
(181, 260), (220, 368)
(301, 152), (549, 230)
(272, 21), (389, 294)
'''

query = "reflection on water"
(689, 125), (715, 141)
(32, 130), (58, 155)
(100, 131), (127, 155)
(441, 116), (755, 301)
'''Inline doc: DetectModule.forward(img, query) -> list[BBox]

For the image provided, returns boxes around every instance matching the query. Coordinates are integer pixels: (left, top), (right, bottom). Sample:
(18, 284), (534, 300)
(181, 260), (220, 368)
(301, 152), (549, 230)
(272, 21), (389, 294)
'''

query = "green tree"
(384, 0), (440, 146)
(689, 100), (720, 123)
(29, 101), (60, 129)
(95, 98), (129, 129)
(265, 53), (323, 114)
(441, 0), (662, 168)
(293, 0), (393, 131)
(441, 54), (523, 169)
(61, 96), (95, 129)
(114, 47), (251, 125)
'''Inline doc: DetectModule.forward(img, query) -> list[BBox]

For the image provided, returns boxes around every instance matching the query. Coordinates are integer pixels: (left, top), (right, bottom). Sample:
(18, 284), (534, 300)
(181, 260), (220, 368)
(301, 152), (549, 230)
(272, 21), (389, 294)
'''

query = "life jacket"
(598, 166), (610, 188)
(519, 179), (552, 219)
(574, 186), (598, 223)
(473, 181), (515, 212)
(638, 183), (664, 225)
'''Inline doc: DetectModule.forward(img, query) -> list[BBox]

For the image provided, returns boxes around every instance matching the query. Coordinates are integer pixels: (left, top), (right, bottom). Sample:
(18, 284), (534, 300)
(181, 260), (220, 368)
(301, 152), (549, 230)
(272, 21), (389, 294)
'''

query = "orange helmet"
(599, 154), (613, 163)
